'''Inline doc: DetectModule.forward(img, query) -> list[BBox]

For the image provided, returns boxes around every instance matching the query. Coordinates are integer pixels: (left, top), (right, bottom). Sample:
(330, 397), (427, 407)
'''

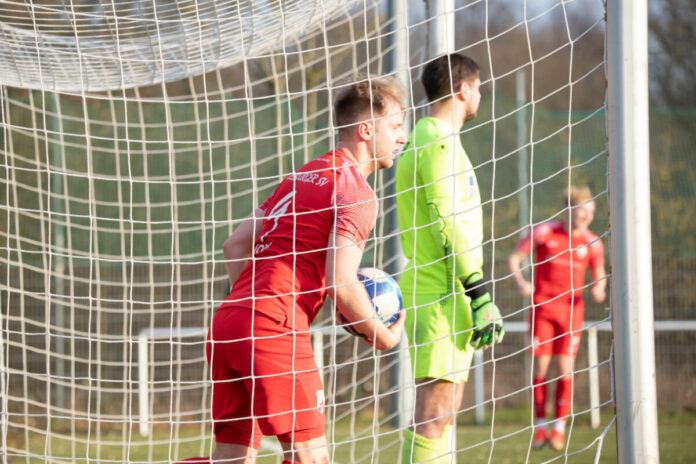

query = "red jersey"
(224, 150), (377, 331)
(517, 221), (604, 303)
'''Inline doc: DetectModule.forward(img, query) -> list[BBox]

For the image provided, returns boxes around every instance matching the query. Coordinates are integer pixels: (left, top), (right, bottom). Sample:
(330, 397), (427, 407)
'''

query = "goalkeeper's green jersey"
(395, 117), (483, 295)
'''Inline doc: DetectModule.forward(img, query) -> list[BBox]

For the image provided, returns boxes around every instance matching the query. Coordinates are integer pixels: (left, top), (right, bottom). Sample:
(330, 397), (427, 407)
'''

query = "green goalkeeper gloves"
(463, 273), (504, 350)
(470, 293), (505, 349)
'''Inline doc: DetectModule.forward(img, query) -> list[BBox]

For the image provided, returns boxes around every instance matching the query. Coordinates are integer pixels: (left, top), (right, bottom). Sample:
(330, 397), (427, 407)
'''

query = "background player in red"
(508, 186), (607, 451)
(179, 77), (407, 464)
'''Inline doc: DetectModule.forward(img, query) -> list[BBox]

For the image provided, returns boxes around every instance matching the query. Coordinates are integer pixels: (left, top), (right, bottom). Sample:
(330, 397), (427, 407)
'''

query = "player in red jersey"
(178, 77), (408, 464)
(508, 186), (607, 451)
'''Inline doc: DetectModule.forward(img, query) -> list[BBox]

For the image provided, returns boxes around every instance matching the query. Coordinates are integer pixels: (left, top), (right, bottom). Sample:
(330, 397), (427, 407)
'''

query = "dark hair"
(421, 54), (480, 102)
(333, 76), (405, 134)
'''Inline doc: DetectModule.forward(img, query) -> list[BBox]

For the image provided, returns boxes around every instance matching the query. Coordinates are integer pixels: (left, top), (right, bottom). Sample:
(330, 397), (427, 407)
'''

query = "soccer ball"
(337, 267), (403, 336)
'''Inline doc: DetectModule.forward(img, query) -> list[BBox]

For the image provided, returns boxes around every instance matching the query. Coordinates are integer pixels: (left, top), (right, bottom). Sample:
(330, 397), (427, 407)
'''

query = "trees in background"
(649, 0), (696, 108)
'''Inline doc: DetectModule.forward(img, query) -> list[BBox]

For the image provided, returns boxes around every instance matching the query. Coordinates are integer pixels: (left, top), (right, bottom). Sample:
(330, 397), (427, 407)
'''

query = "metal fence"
(2, 255), (694, 434)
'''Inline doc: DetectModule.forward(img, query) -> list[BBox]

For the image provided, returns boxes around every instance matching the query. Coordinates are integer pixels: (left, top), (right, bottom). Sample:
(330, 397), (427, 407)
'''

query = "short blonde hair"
(333, 76), (405, 135)
(563, 185), (593, 207)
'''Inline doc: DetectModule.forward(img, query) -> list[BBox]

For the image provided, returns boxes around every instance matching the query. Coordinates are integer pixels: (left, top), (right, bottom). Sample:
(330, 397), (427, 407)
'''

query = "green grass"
(6, 407), (695, 463)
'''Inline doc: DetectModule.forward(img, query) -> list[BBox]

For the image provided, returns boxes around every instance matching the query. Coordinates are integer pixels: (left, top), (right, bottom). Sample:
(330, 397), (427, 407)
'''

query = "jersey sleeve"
(419, 138), (480, 280)
(333, 168), (377, 250)
(588, 234), (605, 271)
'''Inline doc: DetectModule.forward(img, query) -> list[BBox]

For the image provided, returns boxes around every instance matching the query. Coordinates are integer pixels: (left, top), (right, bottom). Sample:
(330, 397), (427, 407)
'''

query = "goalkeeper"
(395, 54), (504, 464)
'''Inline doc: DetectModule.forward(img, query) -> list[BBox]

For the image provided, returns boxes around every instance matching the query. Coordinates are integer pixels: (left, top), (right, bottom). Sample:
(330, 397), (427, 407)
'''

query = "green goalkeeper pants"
(404, 292), (475, 384)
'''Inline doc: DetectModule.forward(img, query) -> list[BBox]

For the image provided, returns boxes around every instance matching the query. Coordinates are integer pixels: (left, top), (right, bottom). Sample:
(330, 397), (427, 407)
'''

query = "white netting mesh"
(0, 1), (616, 462)
(0, 0), (363, 91)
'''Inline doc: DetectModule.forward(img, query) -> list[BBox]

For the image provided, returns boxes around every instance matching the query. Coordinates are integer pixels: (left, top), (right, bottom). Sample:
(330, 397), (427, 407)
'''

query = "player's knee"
(433, 411), (453, 432)
(308, 451), (329, 464)
(282, 447), (329, 464)
(278, 430), (328, 464)
(415, 413), (452, 438)
(303, 443), (329, 464)
(211, 441), (255, 462)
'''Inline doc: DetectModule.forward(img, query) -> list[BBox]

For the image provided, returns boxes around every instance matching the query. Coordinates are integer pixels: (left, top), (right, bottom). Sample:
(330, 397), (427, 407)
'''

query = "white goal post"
(606, 1), (659, 462)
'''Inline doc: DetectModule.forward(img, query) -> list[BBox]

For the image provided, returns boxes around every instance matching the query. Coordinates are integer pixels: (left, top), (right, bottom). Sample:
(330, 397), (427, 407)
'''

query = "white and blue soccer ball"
(337, 267), (403, 336)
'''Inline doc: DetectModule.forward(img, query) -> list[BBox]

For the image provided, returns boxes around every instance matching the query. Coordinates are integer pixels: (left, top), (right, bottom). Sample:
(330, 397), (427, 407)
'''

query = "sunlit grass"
(5, 407), (695, 463)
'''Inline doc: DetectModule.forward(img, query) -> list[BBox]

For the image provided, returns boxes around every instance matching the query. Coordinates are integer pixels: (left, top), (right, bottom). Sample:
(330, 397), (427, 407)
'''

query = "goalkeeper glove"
(470, 293), (504, 349)
(463, 273), (504, 350)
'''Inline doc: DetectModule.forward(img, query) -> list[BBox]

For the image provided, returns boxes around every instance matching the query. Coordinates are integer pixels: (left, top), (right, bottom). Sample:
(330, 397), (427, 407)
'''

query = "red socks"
(534, 375), (574, 421)
(555, 375), (573, 420)
(533, 376), (547, 420)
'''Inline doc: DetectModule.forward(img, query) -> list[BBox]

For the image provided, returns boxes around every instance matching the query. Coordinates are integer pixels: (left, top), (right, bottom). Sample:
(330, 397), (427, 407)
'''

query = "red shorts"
(206, 306), (325, 448)
(529, 294), (584, 357)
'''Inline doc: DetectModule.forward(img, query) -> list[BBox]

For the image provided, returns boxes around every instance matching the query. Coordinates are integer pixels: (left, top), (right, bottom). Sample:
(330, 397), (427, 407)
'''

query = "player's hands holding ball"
(336, 268), (405, 350)
(375, 308), (406, 350)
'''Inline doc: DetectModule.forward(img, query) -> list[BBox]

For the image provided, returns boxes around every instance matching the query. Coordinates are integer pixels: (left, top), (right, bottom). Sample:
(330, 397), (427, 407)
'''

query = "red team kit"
(208, 150), (377, 448)
(517, 221), (604, 356)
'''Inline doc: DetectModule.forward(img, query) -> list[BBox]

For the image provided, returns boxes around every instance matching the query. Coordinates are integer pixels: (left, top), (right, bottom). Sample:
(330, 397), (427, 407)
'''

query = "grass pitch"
(6, 407), (695, 463)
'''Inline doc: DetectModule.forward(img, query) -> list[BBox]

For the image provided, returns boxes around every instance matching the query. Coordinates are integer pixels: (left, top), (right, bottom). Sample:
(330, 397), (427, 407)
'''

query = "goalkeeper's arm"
(418, 143), (503, 348)
(461, 272), (504, 350)
(423, 197), (504, 349)
(423, 199), (504, 349)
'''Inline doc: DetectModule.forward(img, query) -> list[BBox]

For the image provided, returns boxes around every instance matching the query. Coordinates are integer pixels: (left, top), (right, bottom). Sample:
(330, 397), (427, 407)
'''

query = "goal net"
(0, 0), (614, 462)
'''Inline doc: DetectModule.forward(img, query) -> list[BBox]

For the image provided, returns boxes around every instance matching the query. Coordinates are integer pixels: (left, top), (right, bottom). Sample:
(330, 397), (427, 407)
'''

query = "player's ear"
(456, 81), (469, 102)
(356, 120), (373, 141)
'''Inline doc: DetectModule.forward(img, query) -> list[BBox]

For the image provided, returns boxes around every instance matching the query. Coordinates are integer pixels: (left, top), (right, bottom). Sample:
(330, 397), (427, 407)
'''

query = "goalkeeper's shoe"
(469, 293), (505, 350)
(532, 428), (548, 450)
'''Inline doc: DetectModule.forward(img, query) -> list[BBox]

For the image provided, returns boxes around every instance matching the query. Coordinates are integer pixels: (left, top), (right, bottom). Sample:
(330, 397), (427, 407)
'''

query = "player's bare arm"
(591, 266), (607, 303)
(325, 233), (404, 351)
(508, 249), (533, 298)
(222, 207), (266, 286)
